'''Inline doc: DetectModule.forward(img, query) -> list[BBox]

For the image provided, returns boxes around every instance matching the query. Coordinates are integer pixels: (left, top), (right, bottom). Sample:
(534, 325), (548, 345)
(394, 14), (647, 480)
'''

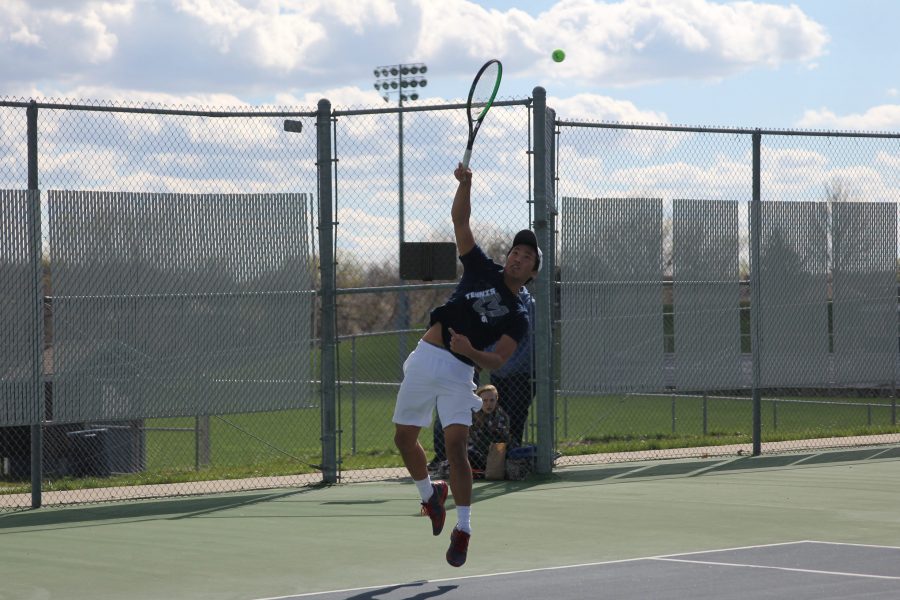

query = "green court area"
(2, 448), (899, 600)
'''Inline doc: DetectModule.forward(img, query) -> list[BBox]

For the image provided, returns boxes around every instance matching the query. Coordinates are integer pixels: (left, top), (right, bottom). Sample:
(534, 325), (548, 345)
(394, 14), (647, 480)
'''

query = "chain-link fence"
(4, 92), (900, 511)
(328, 99), (538, 482)
(1, 99), (322, 511)
(556, 121), (900, 468)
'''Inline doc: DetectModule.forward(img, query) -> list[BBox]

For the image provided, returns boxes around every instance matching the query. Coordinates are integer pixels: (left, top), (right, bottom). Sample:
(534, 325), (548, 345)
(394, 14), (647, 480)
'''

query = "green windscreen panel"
(758, 201), (829, 387)
(49, 191), (315, 422)
(831, 202), (897, 387)
(561, 197), (664, 393)
(673, 199), (743, 391)
(0, 190), (40, 426)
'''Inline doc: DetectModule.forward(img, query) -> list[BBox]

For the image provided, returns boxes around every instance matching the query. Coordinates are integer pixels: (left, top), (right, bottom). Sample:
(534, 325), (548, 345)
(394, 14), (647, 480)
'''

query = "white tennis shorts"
(392, 340), (482, 428)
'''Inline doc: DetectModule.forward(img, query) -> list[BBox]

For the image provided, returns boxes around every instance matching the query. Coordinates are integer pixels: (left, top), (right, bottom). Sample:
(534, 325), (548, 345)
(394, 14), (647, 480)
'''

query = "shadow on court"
(547, 445), (900, 485)
(0, 487), (314, 532)
(344, 582), (458, 600)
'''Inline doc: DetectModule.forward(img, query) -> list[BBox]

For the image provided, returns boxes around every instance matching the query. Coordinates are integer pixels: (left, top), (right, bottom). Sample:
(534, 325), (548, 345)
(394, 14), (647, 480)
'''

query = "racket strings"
(471, 63), (501, 119)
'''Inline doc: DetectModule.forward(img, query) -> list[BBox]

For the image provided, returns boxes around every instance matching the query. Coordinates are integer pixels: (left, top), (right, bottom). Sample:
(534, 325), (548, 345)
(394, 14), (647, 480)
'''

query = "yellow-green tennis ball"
(552, 49), (566, 63)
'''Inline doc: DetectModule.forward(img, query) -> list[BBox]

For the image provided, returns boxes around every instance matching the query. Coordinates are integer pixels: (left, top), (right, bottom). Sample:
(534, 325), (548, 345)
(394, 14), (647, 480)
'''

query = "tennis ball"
(552, 49), (566, 63)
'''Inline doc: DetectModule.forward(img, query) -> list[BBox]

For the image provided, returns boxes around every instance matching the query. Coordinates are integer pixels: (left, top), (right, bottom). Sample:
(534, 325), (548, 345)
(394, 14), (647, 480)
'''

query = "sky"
(4, 0), (900, 268)
(3, 0), (900, 131)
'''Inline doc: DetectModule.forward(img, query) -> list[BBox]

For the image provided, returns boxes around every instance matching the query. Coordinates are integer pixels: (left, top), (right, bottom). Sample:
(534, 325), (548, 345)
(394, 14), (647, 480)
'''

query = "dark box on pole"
(399, 242), (457, 281)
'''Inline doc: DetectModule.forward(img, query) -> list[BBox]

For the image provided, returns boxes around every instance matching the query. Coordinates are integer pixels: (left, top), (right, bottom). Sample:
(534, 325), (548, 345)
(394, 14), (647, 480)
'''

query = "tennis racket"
(461, 59), (503, 169)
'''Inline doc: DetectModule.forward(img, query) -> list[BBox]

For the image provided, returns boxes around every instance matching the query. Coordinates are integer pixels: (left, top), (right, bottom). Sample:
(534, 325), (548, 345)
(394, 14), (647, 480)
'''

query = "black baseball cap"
(509, 229), (541, 273)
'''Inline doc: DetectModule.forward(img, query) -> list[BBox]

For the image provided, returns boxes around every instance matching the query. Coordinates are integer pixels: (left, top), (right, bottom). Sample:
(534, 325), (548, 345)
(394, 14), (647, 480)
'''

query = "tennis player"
(393, 162), (540, 567)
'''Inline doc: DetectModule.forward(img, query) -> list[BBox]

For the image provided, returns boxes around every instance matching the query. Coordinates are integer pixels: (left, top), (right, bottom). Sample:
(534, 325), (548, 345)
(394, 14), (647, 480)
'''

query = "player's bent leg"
(443, 423), (472, 566)
(396, 423), (449, 535)
(443, 424), (472, 506)
(394, 424), (428, 481)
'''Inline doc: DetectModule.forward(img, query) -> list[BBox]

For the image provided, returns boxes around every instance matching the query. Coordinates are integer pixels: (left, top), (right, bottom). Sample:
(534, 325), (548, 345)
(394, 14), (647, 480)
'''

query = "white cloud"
(550, 92), (668, 123)
(1, 0), (829, 101)
(876, 151), (900, 169)
(761, 146), (900, 203)
(276, 86), (384, 108)
(0, 0), (132, 64)
(417, 0), (828, 86)
(28, 85), (252, 107)
(172, 0), (326, 72)
(796, 105), (900, 131)
(558, 140), (900, 207)
(10, 25), (40, 46)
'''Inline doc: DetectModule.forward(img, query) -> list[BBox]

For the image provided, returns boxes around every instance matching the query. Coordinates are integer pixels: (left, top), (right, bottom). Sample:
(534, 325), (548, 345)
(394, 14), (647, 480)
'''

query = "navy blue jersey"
(429, 245), (529, 366)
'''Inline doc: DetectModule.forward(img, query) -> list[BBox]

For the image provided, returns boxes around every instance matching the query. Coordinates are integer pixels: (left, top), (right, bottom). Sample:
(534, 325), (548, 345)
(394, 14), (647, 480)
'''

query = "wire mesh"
(556, 122), (900, 466)
(0, 100), (321, 510)
(330, 100), (535, 481)
(757, 134), (900, 449)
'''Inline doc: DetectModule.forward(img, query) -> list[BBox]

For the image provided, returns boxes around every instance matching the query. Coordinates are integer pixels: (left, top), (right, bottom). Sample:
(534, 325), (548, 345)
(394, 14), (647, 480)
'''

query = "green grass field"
(3, 328), (899, 494)
(138, 388), (900, 470)
(3, 385), (897, 495)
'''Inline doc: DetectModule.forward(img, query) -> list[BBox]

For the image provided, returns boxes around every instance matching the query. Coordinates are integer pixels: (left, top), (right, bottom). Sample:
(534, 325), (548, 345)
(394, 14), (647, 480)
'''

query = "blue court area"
(2, 449), (899, 600)
(285, 542), (900, 600)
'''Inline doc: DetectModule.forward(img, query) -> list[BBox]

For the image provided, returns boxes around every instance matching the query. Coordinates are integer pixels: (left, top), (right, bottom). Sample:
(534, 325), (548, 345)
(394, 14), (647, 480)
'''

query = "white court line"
(654, 539), (809, 559)
(652, 557), (900, 581)
(250, 540), (812, 600)
(803, 540), (900, 551)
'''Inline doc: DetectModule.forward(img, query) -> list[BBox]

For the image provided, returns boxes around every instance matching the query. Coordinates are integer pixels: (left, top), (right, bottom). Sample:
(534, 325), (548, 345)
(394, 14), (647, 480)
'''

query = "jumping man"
(392, 162), (541, 567)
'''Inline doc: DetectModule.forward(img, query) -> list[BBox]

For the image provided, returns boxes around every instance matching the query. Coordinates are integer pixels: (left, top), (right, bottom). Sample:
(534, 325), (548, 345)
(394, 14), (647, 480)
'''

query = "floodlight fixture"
(373, 63), (429, 104)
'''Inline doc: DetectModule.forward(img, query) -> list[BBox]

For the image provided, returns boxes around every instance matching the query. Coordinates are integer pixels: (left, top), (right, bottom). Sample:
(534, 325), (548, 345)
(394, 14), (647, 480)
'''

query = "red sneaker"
(446, 527), (470, 567)
(420, 480), (449, 536)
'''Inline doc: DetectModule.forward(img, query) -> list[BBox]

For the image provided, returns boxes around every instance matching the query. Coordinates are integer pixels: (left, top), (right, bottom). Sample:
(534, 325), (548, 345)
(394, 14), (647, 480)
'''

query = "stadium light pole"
(373, 63), (428, 252)
(373, 63), (428, 369)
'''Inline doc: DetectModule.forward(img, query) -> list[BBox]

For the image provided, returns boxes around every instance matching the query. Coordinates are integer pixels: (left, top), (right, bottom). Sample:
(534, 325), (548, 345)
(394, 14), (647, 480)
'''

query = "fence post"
(532, 87), (557, 474)
(750, 130), (762, 456)
(27, 101), (44, 509)
(351, 335), (357, 455)
(317, 99), (338, 483)
(892, 382), (896, 426)
(195, 416), (210, 469)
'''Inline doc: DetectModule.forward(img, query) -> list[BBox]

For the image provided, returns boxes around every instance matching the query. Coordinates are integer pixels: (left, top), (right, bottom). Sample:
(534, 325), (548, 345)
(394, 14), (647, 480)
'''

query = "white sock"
(415, 476), (434, 502)
(456, 505), (471, 533)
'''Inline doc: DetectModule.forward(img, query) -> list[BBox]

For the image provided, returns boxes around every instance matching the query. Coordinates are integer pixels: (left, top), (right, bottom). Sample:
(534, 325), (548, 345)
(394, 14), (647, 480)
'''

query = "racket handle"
(461, 149), (472, 170)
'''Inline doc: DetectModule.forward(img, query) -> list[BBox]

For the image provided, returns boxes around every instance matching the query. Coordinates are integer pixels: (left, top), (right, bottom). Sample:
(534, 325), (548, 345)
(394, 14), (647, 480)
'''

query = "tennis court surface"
(289, 541), (900, 600)
(2, 449), (899, 599)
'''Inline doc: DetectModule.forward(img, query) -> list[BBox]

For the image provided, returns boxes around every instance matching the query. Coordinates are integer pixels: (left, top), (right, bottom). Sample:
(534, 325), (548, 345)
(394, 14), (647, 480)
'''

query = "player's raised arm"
(452, 163), (476, 256)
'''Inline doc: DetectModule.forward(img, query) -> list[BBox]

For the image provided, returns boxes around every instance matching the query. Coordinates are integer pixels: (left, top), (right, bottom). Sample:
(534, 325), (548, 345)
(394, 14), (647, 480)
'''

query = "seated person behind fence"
(468, 384), (510, 475)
